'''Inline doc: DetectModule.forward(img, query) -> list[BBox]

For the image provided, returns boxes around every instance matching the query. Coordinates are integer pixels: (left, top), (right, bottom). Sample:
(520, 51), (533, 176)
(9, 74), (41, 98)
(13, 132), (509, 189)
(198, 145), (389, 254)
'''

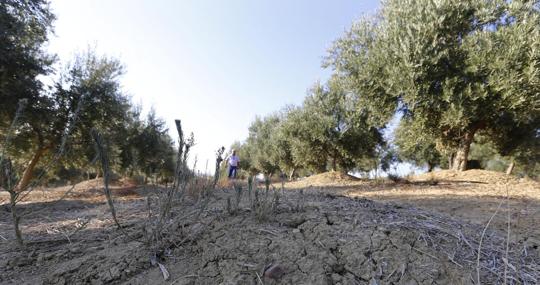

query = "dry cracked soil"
(0, 172), (539, 284)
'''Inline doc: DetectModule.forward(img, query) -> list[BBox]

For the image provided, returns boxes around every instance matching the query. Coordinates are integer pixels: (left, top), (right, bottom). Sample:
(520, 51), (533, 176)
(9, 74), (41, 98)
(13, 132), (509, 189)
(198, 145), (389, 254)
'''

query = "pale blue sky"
(48, 0), (381, 171)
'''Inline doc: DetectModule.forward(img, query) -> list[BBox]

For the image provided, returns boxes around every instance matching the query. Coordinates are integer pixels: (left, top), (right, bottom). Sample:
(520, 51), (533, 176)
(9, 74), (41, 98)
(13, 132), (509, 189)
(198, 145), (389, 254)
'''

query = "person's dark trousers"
(228, 166), (237, 178)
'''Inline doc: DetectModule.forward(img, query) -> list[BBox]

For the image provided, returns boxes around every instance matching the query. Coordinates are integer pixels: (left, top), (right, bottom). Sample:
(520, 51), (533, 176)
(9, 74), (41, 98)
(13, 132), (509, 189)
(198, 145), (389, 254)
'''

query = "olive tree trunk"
(452, 130), (475, 171)
(448, 153), (454, 170)
(15, 147), (47, 192)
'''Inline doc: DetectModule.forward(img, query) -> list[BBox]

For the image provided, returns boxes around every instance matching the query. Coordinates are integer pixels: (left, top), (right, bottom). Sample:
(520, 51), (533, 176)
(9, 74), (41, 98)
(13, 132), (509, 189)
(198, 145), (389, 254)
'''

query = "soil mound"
(72, 177), (137, 190)
(411, 169), (540, 199)
(413, 169), (535, 184)
(0, 178), (142, 204)
(287, 171), (362, 188)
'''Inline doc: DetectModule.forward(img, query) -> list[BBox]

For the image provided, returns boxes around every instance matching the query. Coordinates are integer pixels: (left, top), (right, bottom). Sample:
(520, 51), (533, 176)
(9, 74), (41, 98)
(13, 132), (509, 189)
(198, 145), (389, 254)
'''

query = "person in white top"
(228, 150), (240, 179)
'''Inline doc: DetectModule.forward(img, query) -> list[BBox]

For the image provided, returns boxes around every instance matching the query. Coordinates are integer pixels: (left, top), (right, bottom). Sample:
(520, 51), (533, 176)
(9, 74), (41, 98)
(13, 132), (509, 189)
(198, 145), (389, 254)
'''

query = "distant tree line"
(234, 0), (539, 178)
(230, 78), (394, 178)
(0, 0), (179, 187)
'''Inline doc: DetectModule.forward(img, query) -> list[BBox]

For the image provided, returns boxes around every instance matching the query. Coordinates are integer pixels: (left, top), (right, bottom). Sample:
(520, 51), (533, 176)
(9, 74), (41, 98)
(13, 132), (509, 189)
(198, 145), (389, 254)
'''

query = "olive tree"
(327, 0), (540, 171)
(283, 79), (384, 173)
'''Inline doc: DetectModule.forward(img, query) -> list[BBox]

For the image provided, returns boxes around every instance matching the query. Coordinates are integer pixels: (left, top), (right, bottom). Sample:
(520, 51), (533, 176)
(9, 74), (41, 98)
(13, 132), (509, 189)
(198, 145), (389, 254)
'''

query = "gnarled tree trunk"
(448, 153), (455, 170)
(288, 168), (296, 181)
(452, 130), (475, 171)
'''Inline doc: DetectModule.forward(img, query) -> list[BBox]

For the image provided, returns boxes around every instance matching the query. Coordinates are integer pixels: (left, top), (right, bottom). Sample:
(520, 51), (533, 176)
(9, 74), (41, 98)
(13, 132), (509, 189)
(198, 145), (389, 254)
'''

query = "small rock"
(69, 246), (81, 254)
(109, 265), (121, 279)
(292, 229), (300, 233)
(331, 273), (342, 282)
(264, 264), (285, 279)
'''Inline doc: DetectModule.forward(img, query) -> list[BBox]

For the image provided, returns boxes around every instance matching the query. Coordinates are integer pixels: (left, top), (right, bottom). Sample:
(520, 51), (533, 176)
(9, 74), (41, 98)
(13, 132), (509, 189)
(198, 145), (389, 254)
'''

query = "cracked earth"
(1, 182), (539, 284)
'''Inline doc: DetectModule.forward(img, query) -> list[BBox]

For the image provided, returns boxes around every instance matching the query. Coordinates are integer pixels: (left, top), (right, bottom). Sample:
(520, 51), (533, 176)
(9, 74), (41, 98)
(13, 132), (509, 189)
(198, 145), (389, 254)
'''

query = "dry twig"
(476, 199), (504, 284)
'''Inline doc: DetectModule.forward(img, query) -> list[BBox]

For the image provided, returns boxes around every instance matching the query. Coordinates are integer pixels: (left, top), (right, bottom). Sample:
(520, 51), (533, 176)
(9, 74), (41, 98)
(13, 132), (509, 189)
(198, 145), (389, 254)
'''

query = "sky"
(47, 0), (382, 172)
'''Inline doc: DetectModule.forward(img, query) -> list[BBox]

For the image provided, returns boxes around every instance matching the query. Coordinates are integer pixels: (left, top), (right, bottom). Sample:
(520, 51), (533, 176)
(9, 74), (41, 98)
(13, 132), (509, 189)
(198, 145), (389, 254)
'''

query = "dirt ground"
(287, 170), (540, 249)
(0, 170), (539, 284)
